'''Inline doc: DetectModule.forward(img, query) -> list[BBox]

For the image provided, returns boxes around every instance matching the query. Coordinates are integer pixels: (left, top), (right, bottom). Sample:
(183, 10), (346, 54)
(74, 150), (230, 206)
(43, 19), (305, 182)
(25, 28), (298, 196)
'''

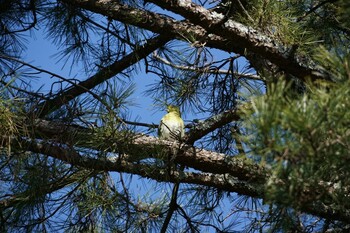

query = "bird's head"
(167, 105), (181, 116)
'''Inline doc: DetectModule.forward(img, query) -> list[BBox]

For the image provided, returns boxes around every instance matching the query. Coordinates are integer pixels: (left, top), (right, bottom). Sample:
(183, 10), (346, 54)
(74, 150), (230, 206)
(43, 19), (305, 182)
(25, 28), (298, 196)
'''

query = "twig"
(160, 182), (180, 233)
(153, 51), (261, 80)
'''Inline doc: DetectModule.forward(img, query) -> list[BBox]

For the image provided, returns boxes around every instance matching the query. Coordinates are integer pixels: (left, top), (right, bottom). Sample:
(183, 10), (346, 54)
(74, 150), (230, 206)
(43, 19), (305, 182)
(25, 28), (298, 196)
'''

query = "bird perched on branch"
(158, 105), (185, 141)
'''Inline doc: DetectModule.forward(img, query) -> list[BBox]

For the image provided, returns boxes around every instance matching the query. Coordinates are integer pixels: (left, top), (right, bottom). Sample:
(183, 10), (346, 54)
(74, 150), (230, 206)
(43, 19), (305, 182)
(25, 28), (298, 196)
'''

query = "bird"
(158, 105), (185, 141)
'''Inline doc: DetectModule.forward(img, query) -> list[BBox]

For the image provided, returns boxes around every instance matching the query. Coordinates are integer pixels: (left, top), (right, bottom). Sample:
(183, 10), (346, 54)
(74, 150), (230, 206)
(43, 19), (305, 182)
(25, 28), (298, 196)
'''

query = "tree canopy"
(1, 0), (350, 232)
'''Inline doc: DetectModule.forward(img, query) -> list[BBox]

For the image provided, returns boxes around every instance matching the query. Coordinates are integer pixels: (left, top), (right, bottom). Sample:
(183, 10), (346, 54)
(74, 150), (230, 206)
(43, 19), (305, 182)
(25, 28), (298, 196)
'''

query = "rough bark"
(62, 0), (329, 83)
(17, 119), (349, 223)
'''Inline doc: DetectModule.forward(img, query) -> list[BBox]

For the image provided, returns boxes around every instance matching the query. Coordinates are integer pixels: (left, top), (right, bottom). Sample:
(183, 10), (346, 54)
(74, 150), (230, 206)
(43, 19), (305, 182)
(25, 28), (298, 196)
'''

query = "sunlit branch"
(7, 134), (350, 223)
(3, 117), (350, 223)
(61, 0), (242, 56)
(148, 0), (330, 82)
(65, 0), (330, 86)
(33, 119), (265, 183)
(62, 0), (208, 41)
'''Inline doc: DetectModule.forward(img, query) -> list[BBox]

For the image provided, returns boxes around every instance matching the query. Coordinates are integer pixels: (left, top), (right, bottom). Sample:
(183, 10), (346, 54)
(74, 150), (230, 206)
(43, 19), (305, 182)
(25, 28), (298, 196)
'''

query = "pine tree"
(0, 0), (349, 232)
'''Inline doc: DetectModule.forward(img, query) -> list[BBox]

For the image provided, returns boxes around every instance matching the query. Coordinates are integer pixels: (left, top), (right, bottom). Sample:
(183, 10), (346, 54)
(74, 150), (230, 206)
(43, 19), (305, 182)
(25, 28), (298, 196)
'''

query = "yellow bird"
(158, 105), (185, 141)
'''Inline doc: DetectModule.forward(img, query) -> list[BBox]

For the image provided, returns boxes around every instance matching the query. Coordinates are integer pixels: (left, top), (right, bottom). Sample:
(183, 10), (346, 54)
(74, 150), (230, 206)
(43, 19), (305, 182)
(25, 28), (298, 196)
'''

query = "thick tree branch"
(148, 0), (330, 82)
(62, 0), (330, 91)
(57, 0), (251, 57)
(58, 1), (249, 64)
(7, 131), (350, 223)
(7, 135), (260, 197)
(33, 119), (265, 183)
(61, 0), (209, 40)
(0, 117), (348, 223)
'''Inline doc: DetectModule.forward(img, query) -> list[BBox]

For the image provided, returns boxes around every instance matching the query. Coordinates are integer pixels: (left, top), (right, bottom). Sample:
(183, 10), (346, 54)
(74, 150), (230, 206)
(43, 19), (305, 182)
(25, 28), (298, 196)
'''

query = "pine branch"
(37, 35), (170, 117)
(147, 0), (330, 82)
(0, 170), (93, 210)
(4, 134), (261, 196)
(160, 182), (180, 233)
(4, 119), (350, 223)
(33, 119), (265, 183)
(60, 0), (237, 55)
(297, 0), (338, 22)
(153, 51), (261, 80)
(6, 133), (350, 223)
(62, 0), (331, 90)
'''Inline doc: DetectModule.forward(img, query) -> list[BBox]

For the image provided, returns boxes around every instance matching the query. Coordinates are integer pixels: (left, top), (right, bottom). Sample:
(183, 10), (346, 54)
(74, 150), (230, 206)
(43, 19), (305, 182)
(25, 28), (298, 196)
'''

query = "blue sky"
(24, 28), (235, 134)
(25, 27), (163, 129)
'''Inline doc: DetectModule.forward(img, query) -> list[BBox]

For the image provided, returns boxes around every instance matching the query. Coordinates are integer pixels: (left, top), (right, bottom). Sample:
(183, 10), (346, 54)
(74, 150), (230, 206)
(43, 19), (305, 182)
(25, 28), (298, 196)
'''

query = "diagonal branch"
(37, 35), (170, 117)
(184, 107), (241, 144)
(59, 0), (246, 61)
(61, 0), (208, 41)
(63, 0), (330, 89)
(147, 0), (330, 82)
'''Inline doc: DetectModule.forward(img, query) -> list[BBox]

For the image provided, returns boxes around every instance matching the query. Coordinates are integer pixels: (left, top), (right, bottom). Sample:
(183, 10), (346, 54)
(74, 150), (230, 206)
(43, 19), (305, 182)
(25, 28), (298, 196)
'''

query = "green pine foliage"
(0, 94), (26, 155)
(242, 49), (350, 211)
(1, 0), (350, 232)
